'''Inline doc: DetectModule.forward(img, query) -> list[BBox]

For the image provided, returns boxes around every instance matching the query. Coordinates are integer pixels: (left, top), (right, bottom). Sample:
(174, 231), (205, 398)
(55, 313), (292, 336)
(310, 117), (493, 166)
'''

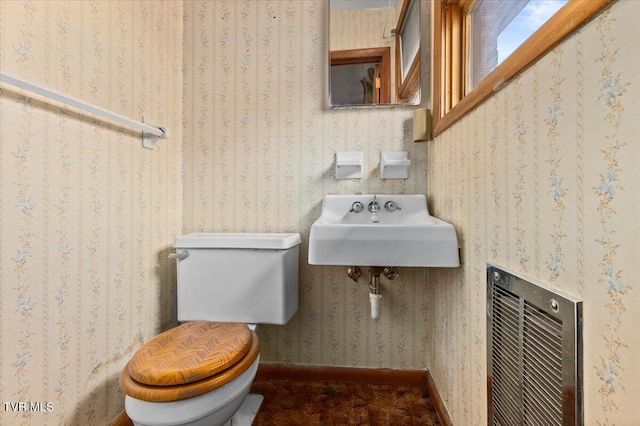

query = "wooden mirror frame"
(331, 47), (392, 105)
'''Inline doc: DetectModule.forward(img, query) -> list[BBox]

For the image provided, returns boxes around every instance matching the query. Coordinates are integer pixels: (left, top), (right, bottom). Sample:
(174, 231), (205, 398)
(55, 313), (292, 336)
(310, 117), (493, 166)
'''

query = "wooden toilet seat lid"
(127, 321), (253, 386)
(120, 329), (259, 402)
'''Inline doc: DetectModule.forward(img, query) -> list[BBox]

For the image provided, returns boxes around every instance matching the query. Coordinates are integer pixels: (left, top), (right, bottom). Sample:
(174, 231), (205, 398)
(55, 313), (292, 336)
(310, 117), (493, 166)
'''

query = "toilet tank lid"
(173, 233), (302, 249)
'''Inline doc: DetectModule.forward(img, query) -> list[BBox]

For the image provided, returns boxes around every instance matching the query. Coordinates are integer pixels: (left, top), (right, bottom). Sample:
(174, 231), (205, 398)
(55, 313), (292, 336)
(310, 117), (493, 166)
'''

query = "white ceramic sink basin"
(308, 194), (459, 267)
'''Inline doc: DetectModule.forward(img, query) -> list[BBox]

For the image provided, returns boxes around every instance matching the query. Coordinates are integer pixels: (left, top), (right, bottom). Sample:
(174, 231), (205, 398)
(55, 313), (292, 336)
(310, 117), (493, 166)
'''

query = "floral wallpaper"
(427, 1), (639, 424)
(1, 0), (637, 425)
(182, 0), (432, 370)
(0, 1), (183, 424)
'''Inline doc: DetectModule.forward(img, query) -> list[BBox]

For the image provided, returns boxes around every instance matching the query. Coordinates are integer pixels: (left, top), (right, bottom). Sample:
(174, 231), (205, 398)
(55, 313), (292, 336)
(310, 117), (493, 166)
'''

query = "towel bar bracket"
(142, 117), (169, 149)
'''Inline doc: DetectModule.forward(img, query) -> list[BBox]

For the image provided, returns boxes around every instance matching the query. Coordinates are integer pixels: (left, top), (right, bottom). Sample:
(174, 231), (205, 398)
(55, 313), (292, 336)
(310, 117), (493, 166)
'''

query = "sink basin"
(308, 194), (459, 267)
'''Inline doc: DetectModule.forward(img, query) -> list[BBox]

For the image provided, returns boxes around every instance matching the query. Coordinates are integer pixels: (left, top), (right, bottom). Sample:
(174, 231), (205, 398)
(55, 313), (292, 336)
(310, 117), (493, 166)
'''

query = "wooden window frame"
(331, 47), (391, 104)
(396, 0), (422, 103)
(432, 0), (615, 137)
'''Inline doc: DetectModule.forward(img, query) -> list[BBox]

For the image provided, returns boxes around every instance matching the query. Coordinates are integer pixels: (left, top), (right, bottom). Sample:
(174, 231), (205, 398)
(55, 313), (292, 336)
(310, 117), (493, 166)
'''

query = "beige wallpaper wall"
(182, 0), (432, 370)
(427, 1), (640, 424)
(3, 0), (637, 425)
(0, 1), (183, 424)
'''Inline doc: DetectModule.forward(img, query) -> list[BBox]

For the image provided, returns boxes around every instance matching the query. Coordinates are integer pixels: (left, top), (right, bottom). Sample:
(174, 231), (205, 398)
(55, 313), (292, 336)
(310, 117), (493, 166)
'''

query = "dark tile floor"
(250, 378), (441, 426)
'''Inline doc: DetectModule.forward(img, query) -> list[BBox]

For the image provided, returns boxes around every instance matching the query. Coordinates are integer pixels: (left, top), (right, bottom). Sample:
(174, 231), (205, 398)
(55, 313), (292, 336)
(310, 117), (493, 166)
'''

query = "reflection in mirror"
(395, 0), (421, 102)
(330, 0), (422, 107)
(330, 47), (391, 104)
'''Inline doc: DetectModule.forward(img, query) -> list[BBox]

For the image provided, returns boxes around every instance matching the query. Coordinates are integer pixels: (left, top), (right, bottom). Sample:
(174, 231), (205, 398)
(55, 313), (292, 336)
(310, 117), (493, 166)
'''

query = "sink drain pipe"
(347, 267), (398, 320)
(369, 272), (382, 321)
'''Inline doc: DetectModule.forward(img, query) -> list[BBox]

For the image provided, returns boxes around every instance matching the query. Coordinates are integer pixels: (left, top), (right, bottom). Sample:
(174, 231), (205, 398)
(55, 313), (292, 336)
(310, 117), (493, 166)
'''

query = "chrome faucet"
(368, 196), (380, 213)
(368, 196), (380, 223)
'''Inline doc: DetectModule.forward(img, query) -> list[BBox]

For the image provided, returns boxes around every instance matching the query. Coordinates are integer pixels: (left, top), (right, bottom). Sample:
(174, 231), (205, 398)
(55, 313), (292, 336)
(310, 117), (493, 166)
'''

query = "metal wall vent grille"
(487, 265), (582, 426)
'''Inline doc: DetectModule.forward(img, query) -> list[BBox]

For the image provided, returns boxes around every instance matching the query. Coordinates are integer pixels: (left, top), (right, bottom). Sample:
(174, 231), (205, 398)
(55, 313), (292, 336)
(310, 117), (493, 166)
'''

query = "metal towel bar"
(0, 71), (168, 149)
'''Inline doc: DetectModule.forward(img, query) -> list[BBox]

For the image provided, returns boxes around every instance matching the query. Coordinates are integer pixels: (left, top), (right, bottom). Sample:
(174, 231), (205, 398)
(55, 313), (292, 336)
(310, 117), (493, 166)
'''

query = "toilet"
(119, 233), (301, 426)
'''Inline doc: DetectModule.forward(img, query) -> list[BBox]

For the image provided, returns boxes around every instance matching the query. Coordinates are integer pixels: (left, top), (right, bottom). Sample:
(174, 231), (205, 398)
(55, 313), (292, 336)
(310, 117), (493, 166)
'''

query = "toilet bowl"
(120, 233), (301, 426)
(120, 321), (260, 426)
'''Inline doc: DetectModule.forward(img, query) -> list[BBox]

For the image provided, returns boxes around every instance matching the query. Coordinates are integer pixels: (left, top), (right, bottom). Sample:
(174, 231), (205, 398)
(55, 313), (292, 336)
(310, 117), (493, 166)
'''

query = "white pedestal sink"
(308, 194), (459, 267)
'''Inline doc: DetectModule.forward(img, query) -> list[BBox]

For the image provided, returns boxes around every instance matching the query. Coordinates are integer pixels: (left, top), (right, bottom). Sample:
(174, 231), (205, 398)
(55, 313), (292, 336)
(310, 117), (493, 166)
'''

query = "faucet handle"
(350, 201), (364, 213)
(384, 201), (401, 212)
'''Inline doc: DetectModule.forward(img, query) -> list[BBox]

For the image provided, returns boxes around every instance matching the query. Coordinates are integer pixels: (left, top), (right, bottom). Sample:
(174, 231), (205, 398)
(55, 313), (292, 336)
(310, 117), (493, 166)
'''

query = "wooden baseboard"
(426, 371), (453, 426)
(255, 363), (429, 387)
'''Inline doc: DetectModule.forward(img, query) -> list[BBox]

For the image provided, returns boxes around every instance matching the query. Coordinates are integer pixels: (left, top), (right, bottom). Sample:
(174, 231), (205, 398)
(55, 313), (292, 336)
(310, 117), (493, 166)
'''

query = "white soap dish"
(381, 151), (410, 179)
(335, 152), (363, 179)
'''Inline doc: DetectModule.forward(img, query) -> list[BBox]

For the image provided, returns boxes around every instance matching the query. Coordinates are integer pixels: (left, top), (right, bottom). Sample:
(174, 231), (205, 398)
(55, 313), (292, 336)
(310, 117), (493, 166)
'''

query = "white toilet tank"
(172, 233), (301, 325)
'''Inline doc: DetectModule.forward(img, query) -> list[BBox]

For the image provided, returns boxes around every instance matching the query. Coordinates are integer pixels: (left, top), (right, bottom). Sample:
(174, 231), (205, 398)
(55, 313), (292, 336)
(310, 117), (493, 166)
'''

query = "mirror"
(329, 0), (423, 107)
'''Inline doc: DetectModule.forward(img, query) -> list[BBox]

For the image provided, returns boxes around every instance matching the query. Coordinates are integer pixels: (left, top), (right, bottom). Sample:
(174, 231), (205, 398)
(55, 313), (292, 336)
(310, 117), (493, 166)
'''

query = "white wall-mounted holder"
(381, 151), (410, 179)
(335, 152), (363, 179)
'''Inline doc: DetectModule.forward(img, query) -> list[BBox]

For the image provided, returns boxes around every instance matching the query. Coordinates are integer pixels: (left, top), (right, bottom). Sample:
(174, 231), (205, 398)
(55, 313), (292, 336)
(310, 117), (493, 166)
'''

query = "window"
(396, 0), (421, 103)
(433, 0), (613, 136)
(470, 0), (567, 89)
